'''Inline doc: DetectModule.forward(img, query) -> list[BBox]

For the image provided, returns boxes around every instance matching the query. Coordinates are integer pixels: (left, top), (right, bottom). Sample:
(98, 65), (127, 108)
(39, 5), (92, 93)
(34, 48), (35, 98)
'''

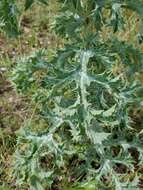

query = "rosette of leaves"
(12, 0), (143, 190)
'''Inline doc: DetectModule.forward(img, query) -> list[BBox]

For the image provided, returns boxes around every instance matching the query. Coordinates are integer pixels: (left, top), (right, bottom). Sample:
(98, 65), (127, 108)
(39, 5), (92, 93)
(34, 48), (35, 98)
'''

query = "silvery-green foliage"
(11, 0), (143, 190)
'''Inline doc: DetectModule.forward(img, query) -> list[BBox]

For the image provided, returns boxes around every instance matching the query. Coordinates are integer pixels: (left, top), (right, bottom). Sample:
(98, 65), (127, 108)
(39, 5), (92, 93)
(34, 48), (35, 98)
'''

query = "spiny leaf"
(103, 104), (116, 117)
(12, 0), (143, 189)
(87, 131), (110, 145)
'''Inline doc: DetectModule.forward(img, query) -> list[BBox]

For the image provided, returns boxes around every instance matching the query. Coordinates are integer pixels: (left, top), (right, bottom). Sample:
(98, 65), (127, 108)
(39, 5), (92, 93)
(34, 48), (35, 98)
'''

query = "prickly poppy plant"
(3, 0), (143, 189)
